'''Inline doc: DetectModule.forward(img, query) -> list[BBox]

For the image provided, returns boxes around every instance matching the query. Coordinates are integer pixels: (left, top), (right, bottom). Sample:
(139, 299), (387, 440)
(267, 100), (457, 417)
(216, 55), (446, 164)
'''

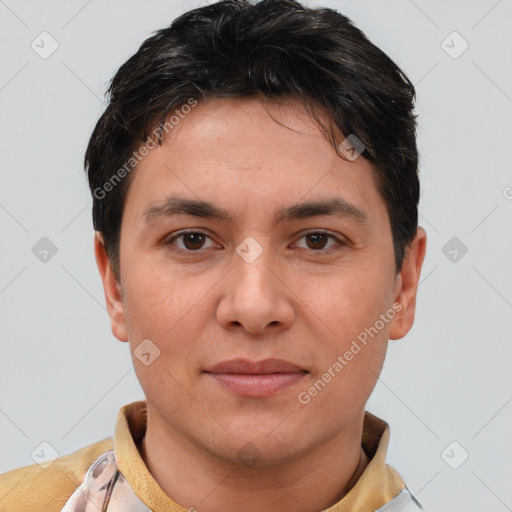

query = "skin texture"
(95, 96), (426, 512)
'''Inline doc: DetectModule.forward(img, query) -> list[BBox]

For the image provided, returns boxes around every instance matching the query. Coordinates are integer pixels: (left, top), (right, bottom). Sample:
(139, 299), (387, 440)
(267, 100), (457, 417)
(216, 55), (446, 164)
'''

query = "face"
(96, 96), (426, 466)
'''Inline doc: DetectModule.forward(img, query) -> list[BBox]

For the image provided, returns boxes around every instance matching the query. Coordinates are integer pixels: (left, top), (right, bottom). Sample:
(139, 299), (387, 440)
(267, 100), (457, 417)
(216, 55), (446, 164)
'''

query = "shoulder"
(0, 437), (113, 512)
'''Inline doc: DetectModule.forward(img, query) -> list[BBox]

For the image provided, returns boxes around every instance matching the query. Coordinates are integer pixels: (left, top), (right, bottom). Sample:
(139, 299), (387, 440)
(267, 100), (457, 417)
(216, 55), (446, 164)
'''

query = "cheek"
(122, 257), (208, 334)
(294, 268), (389, 345)
(121, 261), (217, 372)
(293, 267), (390, 402)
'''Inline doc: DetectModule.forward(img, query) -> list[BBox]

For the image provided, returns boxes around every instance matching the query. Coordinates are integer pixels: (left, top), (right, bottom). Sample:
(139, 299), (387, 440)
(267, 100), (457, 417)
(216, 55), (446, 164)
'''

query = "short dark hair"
(84, 0), (419, 281)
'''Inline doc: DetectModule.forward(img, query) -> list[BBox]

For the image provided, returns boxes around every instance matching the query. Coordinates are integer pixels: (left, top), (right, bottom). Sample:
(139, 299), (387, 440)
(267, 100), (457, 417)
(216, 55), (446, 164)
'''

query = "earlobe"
(388, 227), (427, 341)
(94, 232), (130, 342)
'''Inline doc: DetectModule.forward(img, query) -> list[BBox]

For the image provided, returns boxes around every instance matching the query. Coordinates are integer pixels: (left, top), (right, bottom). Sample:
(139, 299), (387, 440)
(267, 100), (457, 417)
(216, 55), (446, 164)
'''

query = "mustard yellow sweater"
(0, 401), (421, 511)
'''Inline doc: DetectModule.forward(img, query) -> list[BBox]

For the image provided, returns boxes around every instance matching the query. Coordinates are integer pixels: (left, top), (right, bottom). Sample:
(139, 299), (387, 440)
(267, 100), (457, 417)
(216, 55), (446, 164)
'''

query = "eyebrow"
(142, 195), (369, 226)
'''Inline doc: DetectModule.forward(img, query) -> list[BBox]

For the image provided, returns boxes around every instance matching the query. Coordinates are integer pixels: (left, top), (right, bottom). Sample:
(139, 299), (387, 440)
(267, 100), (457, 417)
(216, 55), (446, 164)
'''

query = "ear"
(94, 232), (130, 342)
(388, 227), (427, 340)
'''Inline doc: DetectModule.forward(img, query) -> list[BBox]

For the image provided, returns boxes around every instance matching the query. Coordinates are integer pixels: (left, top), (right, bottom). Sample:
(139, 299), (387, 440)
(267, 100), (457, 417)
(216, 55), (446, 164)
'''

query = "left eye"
(293, 232), (343, 252)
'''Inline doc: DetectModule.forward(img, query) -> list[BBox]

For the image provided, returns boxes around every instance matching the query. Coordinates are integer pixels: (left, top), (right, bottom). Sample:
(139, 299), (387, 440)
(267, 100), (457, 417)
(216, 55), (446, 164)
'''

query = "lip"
(203, 358), (308, 398)
(205, 358), (306, 374)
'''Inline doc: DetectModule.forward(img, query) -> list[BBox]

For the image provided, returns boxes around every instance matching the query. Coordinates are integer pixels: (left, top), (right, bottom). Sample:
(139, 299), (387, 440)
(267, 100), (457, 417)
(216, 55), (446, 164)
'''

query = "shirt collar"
(113, 400), (406, 511)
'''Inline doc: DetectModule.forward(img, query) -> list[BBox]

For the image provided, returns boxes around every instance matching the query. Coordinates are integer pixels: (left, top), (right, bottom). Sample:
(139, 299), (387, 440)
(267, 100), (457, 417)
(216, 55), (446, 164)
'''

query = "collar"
(111, 400), (417, 511)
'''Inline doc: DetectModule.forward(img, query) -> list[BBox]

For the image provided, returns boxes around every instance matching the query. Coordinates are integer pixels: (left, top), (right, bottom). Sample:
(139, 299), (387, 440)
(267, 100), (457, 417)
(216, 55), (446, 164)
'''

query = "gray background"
(1, 0), (511, 510)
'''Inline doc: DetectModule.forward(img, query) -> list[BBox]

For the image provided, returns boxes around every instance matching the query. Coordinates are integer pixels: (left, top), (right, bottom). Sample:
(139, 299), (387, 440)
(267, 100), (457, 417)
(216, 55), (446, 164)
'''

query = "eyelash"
(164, 230), (347, 255)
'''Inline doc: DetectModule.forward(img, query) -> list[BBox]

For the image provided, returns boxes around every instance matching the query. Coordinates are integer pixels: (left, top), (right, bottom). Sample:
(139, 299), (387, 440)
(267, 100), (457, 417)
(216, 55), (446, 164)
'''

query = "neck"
(137, 411), (370, 512)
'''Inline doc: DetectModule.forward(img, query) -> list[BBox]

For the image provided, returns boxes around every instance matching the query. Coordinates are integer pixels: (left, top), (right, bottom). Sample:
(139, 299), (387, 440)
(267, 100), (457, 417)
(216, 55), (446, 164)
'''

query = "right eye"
(164, 230), (220, 252)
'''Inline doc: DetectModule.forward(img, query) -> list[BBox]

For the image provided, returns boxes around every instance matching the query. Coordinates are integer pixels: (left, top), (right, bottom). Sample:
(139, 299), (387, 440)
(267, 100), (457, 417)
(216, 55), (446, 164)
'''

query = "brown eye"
(305, 233), (330, 250)
(294, 231), (344, 253)
(181, 233), (206, 250)
(166, 231), (217, 252)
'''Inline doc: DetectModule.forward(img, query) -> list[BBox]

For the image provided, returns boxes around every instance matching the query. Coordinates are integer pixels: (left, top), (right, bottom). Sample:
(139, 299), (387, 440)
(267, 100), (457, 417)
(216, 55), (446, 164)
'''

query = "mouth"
(203, 358), (308, 398)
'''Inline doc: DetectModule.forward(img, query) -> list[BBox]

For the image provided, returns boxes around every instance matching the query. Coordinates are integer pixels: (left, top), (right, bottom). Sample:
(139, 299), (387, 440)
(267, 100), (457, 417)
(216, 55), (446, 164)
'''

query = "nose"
(216, 241), (295, 336)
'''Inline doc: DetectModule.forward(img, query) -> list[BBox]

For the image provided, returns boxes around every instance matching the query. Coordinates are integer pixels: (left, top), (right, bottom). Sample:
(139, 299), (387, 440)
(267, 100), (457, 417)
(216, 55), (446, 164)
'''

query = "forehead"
(121, 96), (386, 227)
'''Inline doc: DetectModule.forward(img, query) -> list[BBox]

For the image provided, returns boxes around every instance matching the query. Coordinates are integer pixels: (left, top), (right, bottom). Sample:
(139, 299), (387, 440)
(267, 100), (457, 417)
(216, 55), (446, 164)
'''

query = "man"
(0, 0), (426, 510)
